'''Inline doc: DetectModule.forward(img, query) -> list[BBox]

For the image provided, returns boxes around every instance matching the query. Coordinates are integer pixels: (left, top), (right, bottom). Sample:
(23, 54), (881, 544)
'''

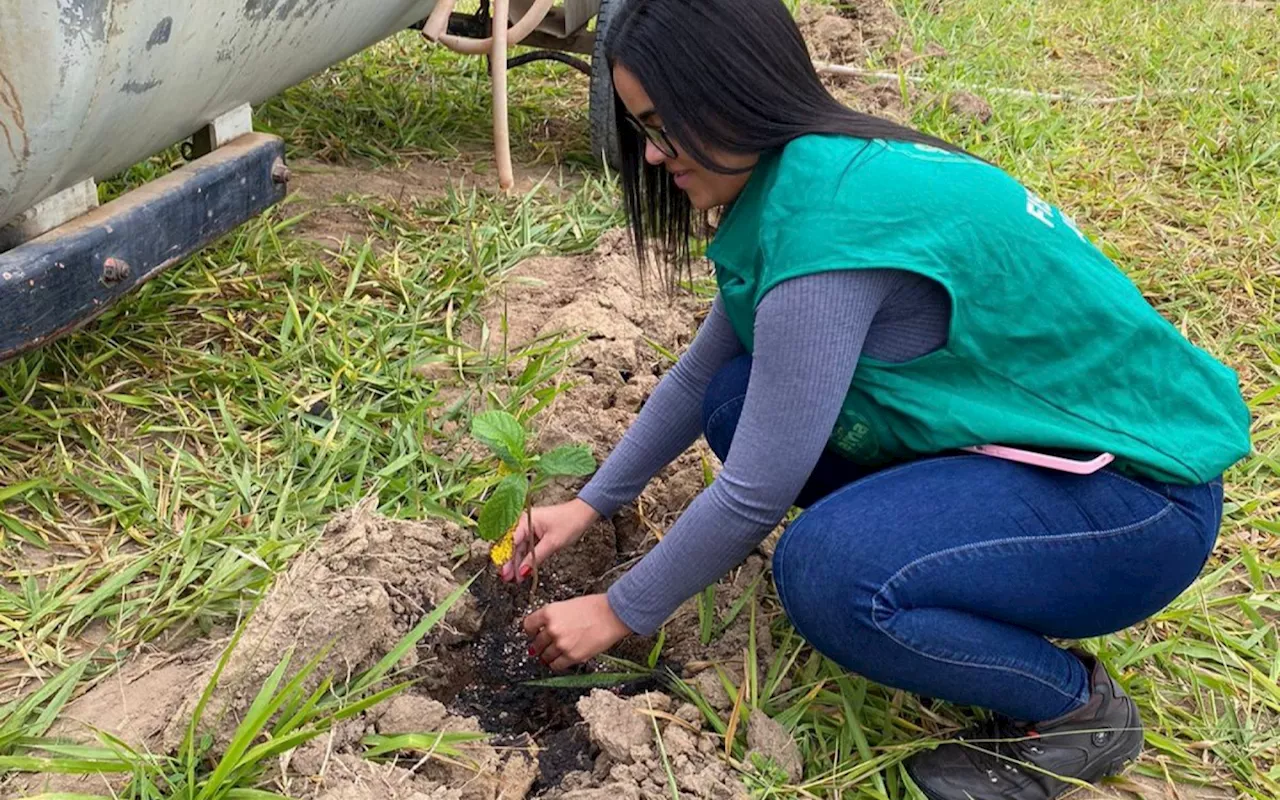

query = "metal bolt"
(271, 159), (291, 184)
(102, 257), (131, 285)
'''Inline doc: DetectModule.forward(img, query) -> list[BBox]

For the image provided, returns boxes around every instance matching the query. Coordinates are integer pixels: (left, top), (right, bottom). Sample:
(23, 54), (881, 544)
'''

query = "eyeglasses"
(625, 114), (678, 159)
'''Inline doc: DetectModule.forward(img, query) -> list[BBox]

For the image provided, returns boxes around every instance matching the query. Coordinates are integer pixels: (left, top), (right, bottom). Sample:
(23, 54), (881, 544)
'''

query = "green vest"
(706, 135), (1251, 484)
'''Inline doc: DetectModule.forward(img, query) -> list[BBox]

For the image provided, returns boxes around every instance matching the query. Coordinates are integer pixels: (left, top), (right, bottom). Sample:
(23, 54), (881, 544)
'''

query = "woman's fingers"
(516, 549), (536, 582)
(504, 514), (535, 582)
(525, 607), (564, 665)
(516, 518), (552, 583)
(523, 607), (548, 637)
(538, 642), (563, 666)
(548, 654), (577, 672)
(529, 628), (554, 657)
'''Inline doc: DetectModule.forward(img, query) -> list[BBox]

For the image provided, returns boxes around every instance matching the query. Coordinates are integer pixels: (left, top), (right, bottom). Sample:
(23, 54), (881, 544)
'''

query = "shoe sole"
(1061, 755), (1142, 800)
(904, 739), (1144, 800)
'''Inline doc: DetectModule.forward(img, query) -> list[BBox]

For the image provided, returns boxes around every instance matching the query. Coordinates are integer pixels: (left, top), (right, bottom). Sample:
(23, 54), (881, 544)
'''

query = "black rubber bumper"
(0, 133), (288, 363)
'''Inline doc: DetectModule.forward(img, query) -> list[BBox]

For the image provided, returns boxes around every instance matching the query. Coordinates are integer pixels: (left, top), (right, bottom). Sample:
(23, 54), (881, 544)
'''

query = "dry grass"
(1, 0), (1277, 797)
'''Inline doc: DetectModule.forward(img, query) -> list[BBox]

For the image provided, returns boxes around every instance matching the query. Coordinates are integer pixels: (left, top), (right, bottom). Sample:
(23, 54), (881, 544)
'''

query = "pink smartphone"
(961, 444), (1115, 475)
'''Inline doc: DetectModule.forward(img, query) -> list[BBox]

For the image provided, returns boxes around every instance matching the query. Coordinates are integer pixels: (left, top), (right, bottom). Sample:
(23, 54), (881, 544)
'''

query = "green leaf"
(647, 628), (666, 670)
(0, 478), (50, 505)
(713, 574), (762, 640)
(536, 445), (597, 478)
(698, 585), (716, 645)
(275, 676), (334, 739)
(477, 475), (527, 542)
(350, 573), (477, 694)
(471, 411), (526, 464)
(667, 672), (726, 735)
(62, 554), (158, 632)
(13, 794), (116, 799)
(196, 650), (296, 800)
(522, 672), (650, 688)
(361, 731), (489, 760)
(268, 640), (334, 737)
(184, 610), (254, 786)
(328, 682), (414, 724)
(0, 657), (90, 745)
(0, 754), (132, 774)
(238, 727), (327, 770)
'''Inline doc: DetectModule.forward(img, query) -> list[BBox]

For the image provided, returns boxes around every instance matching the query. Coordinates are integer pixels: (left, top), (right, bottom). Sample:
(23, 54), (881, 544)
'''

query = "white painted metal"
(191, 102), (255, 159)
(206, 104), (255, 150)
(512, 0), (598, 37)
(0, 0), (441, 229)
(0, 178), (98, 251)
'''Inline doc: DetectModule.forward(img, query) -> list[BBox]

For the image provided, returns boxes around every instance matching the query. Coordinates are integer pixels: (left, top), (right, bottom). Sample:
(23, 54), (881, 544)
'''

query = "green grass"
(0, 36), (618, 689)
(0, 576), (476, 799)
(3, 0), (1279, 798)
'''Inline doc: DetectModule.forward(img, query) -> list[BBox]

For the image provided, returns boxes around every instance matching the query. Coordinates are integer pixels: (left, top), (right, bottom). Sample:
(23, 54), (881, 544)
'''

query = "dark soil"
(15, 234), (765, 800)
(532, 725), (596, 792)
(412, 565), (673, 791)
(430, 570), (583, 735)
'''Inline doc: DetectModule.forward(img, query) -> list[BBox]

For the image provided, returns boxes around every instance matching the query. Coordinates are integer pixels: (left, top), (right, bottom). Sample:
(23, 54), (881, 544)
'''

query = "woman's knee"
(773, 511), (911, 685)
(701, 354), (753, 461)
(772, 506), (881, 643)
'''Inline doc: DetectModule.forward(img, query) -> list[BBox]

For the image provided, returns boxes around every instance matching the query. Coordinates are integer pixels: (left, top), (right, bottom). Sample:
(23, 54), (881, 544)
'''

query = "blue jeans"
(703, 355), (1224, 721)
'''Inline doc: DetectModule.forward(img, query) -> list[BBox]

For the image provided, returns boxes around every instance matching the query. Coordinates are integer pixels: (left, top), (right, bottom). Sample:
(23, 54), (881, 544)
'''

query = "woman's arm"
(577, 295), (745, 518)
(605, 270), (894, 635)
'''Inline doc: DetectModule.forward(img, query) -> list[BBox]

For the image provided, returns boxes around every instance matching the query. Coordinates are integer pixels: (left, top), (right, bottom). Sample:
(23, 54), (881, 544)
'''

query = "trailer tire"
(589, 0), (626, 170)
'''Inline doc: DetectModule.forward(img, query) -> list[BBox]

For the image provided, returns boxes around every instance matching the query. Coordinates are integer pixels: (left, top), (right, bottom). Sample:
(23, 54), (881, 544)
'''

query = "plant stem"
(525, 499), (539, 600)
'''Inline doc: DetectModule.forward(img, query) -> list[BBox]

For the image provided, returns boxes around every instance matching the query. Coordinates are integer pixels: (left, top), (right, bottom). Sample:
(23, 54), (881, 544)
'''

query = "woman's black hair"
(604, 0), (969, 285)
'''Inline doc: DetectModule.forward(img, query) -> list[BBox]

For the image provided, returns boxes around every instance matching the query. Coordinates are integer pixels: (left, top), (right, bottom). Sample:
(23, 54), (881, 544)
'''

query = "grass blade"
(0, 754), (132, 773)
(351, 573), (477, 694)
(195, 650), (295, 800)
(522, 672), (650, 689)
(361, 731), (489, 760)
(0, 657), (90, 747)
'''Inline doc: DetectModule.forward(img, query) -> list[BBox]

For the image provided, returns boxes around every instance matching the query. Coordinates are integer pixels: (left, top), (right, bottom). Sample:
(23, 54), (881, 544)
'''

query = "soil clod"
(14, 232), (768, 799)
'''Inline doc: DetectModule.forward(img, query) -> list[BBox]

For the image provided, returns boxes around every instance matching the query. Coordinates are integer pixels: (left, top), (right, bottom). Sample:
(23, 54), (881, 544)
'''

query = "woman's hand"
(500, 498), (600, 583)
(523, 594), (632, 671)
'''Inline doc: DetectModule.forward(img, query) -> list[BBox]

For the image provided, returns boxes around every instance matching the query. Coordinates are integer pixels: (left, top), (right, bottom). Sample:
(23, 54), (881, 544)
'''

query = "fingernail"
(527, 647), (537, 657)
(519, 565), (532, 579)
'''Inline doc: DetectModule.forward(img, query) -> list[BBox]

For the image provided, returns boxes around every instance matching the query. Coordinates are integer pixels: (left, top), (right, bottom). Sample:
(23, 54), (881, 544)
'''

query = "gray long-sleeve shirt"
(579, 269), (950, 635)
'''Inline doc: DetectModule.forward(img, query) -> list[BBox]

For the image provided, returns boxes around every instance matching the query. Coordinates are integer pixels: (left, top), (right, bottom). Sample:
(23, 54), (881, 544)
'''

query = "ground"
(1, 1), (1278, 799)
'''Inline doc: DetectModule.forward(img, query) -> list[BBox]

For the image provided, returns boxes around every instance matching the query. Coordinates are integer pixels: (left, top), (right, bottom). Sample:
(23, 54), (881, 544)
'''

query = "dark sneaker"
(905, 650), (1144, 800)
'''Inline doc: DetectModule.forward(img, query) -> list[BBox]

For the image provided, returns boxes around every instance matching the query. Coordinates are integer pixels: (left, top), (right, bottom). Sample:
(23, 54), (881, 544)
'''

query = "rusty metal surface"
(0, 0), (438, 229)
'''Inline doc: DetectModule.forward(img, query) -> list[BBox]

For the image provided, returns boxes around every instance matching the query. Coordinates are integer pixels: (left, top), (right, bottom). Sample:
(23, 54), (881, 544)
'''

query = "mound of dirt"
(940, 91), (994, 125)
(542, 690), (749, 800)
(797, 0), (907, 67)
(470, 231), (774, 675)
(745, 712), (803, 783)
(796, 0), (918, 120)
(14, 231), (780, 800)
(795, 1), (992, 128)
(163, 498), (485, 747)
(464, 228), (714, 549)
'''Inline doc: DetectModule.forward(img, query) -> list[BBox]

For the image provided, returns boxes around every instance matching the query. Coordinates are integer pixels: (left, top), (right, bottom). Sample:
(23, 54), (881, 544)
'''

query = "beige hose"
(428, 0), (555, 190)
(421, 0), (456, 41)
(436, 0), (555, 54)
(491, 0), (514, 190)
